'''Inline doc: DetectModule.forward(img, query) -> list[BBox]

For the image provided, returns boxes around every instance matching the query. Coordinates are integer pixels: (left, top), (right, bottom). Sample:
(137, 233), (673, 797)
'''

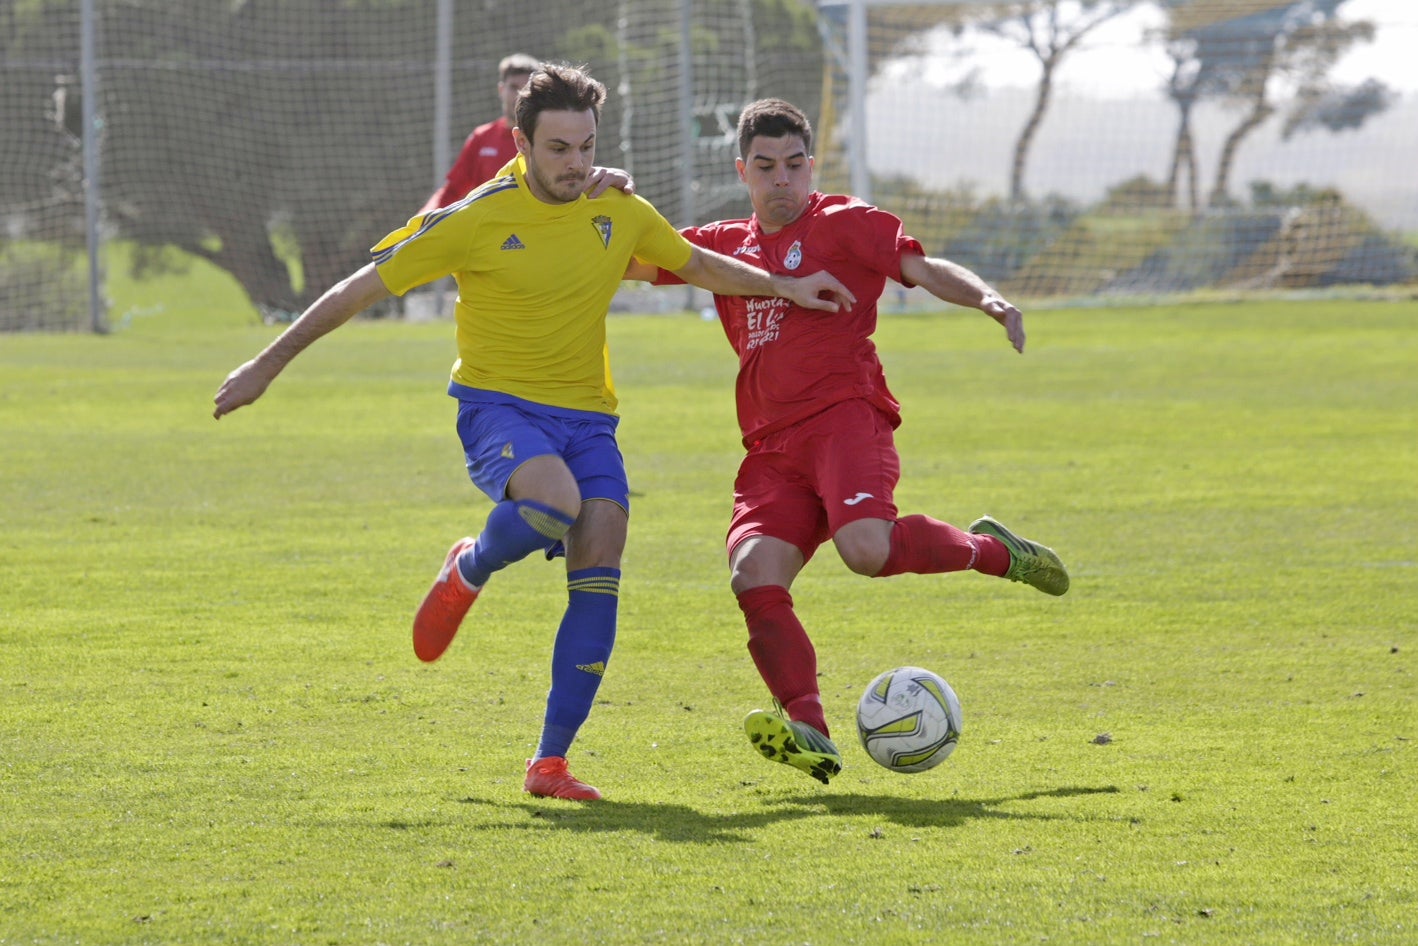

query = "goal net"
(0, 0), (823, 331)
(816, 0), (1418, 304)
(2, 0), (1415, 332)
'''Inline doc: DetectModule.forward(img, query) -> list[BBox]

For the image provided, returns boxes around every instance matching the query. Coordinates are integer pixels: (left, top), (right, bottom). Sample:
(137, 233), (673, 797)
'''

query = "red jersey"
(675, 192), (923, 446)
(421, 116), (518, 213)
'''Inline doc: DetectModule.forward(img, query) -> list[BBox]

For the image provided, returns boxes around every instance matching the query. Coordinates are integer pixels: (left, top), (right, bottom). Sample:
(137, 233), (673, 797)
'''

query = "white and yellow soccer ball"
(856, 666), (963, 773)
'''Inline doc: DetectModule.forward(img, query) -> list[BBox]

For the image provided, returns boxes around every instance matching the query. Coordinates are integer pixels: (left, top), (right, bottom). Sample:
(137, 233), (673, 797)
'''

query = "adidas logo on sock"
(576, 661), (606, 676)
(500, 234), (526, 251)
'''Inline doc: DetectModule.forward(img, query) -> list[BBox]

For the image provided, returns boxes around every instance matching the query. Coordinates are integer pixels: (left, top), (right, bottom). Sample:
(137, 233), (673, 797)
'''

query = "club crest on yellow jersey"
(591, 215), (613, 248)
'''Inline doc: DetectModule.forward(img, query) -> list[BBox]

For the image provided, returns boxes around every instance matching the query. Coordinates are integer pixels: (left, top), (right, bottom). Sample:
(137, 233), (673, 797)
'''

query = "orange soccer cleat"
(523, 756), (602, 801)
(412, 537), (479, 662)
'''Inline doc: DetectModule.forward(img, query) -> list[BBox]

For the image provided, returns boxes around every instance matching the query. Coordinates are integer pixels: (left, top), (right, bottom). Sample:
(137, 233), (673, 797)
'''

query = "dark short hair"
(736, 98), (813, 158)
(514, 63), (606, 143)
(499, 53), (540, 81)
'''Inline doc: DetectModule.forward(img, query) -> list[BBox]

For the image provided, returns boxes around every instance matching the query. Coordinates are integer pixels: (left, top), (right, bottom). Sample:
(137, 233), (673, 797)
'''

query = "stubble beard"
(528, 161), (585, 204)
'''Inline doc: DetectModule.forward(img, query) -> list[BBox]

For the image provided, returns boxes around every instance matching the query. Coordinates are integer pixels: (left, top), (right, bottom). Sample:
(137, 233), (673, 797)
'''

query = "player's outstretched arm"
(671, 246), (855, 312)
(213, 264), (391, 419)
(900, 253), (1025, 353)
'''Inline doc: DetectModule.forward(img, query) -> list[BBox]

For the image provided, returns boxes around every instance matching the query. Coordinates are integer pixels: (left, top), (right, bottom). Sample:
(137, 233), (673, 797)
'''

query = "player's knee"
(729, 536), (805, 594)
(843, 549), (888, 576)
(836, 537), (890, 576)
(730, 556), (788, 595)
(832, 519), (892, 576)
(560, 499), (627, 569)
(564, 537), (623, 571)
(729, 562), (766, 596)
(538, 486), (582, 523)
(508, 455), (582, 520)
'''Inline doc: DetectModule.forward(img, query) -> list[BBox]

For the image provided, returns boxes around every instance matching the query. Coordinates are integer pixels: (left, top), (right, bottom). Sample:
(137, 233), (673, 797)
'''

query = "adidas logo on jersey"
(501, 234), (526, 251)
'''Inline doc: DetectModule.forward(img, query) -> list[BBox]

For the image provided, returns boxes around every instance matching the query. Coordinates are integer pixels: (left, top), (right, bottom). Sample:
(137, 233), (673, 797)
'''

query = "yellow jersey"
(372, 156), (693, 414)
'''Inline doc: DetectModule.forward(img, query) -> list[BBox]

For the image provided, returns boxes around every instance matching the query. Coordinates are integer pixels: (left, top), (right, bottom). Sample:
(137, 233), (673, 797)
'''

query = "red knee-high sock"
(877, 514), (1010, 578)
(736, 585), (829, 736)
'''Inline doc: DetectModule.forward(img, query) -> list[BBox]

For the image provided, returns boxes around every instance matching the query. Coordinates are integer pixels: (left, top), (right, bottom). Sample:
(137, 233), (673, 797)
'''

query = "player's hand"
(584, 166), (636, 198)
(982, 293), (1025, 353)
(213, 359), (276, 419)
(776, 270), (856, 313)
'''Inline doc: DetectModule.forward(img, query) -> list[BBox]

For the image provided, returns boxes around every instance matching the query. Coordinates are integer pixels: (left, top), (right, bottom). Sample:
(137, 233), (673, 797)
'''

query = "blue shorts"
(451, 385), (630, 512)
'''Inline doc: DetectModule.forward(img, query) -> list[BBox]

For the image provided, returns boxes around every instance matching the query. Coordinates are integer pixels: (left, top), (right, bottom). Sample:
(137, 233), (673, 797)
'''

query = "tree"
(826, 1), (1137, 203)
(975, 1), (1133, 203)
(1161, 0), (1390, 208)
(96, 0), (454, 315)
(3, 0), (823, 319)
(0, 0), (91, 330)
(1161, 46), (1202, 211)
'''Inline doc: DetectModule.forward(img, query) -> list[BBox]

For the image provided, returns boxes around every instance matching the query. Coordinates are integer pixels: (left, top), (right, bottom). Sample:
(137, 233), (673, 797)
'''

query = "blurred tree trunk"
(977, 1), (1132, 203)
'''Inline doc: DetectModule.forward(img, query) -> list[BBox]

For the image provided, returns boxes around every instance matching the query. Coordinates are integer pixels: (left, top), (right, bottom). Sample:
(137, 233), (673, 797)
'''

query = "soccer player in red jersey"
(627, 98), (1070, 784)
(419, 53), (539, 214)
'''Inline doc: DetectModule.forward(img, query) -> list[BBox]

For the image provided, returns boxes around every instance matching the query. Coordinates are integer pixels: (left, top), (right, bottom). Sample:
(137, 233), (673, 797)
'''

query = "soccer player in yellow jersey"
(213, 64), (854, 801)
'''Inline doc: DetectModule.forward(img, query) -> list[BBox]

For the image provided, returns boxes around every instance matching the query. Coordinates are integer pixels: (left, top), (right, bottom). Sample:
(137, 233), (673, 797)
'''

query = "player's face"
(514, 109), (597, 205)
(737, 134), (814, 232)
(497, 72), (530, 121)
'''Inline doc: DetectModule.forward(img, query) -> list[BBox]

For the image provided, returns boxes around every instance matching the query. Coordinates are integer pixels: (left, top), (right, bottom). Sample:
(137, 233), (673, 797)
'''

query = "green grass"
(1, 299), (1414, 945)
(101, 242), (262, 333)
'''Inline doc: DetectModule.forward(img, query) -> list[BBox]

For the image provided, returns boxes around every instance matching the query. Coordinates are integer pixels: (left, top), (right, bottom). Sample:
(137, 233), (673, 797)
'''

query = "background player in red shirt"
(627, 98), (1070, 785)
(419, 53), (540, 214)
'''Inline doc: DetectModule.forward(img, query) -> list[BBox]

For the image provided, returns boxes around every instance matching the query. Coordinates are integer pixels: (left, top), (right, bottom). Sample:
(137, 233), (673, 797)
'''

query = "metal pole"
(431, 0), (453, 315)
(847, 0), (871, 203)
(433, 0), (453, 187)
(80, 0), (106, 333)
(677, 0), (696, 227)
(616, 0), (634, 176)
(678, 0), (697, 310)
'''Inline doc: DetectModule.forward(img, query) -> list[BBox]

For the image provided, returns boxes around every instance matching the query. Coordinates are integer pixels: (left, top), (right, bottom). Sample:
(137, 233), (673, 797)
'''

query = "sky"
(892, 0), (1418, 99)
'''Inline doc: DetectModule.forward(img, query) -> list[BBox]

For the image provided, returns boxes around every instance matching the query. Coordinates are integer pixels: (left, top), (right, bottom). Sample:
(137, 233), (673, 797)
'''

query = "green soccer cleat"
(969, 515), (1070, 596)
(744, 709), (842, 785)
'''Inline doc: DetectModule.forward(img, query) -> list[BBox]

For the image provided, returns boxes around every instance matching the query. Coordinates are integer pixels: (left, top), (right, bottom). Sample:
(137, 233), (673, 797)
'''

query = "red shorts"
(727, 398), (901, 562)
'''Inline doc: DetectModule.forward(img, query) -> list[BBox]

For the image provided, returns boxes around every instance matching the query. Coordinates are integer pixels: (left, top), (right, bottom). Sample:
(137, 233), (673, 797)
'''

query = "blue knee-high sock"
(535, 567), (620, 760)
(457, 499), (574, 588)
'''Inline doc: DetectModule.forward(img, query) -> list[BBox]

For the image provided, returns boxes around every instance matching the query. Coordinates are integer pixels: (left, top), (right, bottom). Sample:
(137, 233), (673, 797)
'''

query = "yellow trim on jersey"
(372, 156), (693, 414)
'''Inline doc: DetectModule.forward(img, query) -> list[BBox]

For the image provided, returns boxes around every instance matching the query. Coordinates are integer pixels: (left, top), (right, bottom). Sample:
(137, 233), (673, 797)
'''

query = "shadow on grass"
(455, 784), (1119, 844)
(456, 795), (809, 843)
(774, 784), (1123, 830)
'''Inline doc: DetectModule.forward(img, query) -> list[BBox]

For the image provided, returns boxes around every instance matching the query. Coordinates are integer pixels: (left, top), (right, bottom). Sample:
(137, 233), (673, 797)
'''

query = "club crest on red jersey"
(784, 240), (803, 270)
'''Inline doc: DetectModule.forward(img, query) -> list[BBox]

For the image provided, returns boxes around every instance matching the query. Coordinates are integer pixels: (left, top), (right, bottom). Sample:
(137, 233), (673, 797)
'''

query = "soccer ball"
(856, 666), (963, 773)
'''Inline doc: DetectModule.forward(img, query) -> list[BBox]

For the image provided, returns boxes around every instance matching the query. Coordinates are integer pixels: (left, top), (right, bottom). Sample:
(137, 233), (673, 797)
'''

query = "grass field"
(2, 297), (1414, 944)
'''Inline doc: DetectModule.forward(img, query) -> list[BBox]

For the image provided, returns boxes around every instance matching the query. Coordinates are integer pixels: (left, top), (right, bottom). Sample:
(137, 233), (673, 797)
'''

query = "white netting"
(816, 0), (1418, 303)
(2, 1), (1415, 332)
(2, 5), (89, 330)
(0, 0), (822, 331)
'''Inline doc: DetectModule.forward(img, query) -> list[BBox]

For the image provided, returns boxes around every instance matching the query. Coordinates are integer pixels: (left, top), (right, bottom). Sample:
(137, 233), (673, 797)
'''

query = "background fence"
(3, 0), (1415, 332)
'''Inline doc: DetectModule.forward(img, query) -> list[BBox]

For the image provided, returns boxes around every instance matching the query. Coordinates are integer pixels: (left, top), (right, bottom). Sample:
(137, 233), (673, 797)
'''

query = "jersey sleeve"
(642, 224), (719, 287)
(835, 204), (924, 285)
(369, 209), (471, 297)
(630, 198), (694, 274)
